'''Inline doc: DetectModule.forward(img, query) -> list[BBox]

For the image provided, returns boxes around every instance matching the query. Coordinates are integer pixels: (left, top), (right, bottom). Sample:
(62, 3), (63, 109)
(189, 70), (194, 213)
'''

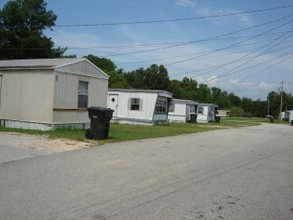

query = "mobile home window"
(198, 106), (204, 114)
(78, 81), (88, 108)
(169, 101), (175, 112)
(155, 98), (167, 113)
(131, 98), (140, 110)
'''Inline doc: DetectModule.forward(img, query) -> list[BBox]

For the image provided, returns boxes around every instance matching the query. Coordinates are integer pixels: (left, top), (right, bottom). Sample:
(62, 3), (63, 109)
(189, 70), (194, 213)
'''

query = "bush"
(229, 106), (245, 117)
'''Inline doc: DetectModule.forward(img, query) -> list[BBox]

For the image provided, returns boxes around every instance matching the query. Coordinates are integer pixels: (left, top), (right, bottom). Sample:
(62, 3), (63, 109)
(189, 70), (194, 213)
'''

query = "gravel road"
(0, 123), (293, 220)
(0, 132), (90, 164)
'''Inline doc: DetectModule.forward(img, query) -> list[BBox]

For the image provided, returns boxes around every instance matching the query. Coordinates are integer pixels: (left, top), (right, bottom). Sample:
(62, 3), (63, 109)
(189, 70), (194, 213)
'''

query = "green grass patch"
(0, 117), (263, 143)
(0, 126), (86, 141)
(107, 123), (221, 143)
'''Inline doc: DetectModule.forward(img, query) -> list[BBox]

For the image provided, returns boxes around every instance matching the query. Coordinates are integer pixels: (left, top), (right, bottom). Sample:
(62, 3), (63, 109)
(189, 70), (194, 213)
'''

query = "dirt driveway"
(0, 132), (90, 164)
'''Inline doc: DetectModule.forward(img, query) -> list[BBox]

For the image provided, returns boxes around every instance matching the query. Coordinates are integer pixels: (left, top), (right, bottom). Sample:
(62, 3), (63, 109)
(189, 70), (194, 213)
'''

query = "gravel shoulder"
(0, 132), (90, 164)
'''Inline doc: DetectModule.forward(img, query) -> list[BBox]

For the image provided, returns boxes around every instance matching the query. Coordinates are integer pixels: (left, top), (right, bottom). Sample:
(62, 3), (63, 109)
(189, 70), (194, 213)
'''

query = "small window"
(78, 81), (88, 108)
(209, 107), (215, 116)
(155, 98), (167, 113)
(189, 105), (196, 113)
(131, 98), (140, 111)
(198, 106), (203, 114)
(169, 101), (175, 112)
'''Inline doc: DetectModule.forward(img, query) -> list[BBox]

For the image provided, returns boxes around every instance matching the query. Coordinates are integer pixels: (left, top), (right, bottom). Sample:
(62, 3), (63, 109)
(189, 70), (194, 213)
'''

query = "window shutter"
(139, 99), (143, 111)
(128, 98), (131, 110)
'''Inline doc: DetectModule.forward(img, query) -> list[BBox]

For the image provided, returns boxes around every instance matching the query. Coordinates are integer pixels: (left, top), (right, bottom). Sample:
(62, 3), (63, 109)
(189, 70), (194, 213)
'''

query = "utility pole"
(279, 81), (284, 121)
(267, 98), (270, 116)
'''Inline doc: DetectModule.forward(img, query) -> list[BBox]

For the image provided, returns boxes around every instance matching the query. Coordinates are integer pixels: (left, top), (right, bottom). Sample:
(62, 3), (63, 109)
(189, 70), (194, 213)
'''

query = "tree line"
(1, 0), (292, 118)
(84, 55), (293, 118)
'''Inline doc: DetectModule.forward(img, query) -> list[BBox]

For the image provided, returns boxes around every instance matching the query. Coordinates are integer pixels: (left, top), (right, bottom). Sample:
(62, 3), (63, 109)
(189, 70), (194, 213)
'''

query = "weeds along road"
(0, 124), (293, 220)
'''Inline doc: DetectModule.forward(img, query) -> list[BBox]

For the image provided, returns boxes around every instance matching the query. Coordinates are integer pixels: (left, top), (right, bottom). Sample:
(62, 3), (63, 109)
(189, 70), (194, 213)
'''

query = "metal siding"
(0, 59), (109, 129)
(52, 111), (89, 124)
(0, 70), (54, 123)
(89, 78), (108, 107)
(56, 60), (108, 79)
(53, 72), (108, 124)
(54, 72), (78, 108)
(169, 103), (187, 122)
(108, 91), (156, 121)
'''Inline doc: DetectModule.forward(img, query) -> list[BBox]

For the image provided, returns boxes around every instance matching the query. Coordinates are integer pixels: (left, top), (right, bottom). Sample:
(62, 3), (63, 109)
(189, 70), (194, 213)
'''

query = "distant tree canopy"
(84, 54), (116, 74)
(0, 0), (66, 59)
(83, 54), (292, 118)
(1, 1), (290, 119)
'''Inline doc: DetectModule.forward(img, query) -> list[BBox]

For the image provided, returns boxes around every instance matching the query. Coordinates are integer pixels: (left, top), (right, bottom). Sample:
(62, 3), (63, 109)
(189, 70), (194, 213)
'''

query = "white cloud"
(203, 77), (277, 99)
(175, 1), (253, 26)
(175, 0), (196, 7)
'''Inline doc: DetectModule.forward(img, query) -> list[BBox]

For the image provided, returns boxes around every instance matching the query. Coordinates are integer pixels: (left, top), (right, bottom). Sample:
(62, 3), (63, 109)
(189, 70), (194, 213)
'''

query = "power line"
(165, 17), (293, 66)
(206, 31), (293, 82)
(193, 30), (293, 78)
(103, 14), (293, 57)
(55, 5), (293, 27)
(117, 33), (291, 67)
(178, 43), (293, 77)
(77, 30), (291, 50)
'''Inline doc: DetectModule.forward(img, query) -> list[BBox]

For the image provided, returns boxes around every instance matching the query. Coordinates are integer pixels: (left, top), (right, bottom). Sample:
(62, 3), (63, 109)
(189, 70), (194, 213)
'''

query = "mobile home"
(108, 89), (172, 125)
(197, 103), (218, 123)
(0, 58), (109, 130)
(168, 99), (199, 123)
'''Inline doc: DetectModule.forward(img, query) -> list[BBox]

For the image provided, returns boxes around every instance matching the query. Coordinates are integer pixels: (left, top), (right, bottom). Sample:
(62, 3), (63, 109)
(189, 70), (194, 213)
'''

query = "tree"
(124, 67), (147, 89)
(0, 0), (65, 59)
(230, 106), (245, 117)
(108, 71), (129, 88)
(195, 84), (212, 103)
(241, 97), (253, 116)
(267, 91), (280, 117)
(228, 93), (241, 107)
(144, 64), (170, 90)
(169, 79), (186, 99)
(84, 54), (116, 74)
(123, 64), (171, 90)
(211, 87), (230, 108)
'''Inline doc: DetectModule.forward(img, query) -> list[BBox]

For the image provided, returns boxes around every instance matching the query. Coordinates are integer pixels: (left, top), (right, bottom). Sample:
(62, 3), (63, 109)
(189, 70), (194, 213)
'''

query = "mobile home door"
(108, 94), (118, 117)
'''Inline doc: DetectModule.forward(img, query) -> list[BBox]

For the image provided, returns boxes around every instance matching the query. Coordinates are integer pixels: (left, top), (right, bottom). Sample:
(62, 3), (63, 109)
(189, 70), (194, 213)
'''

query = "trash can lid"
(88, 106), (114, 112)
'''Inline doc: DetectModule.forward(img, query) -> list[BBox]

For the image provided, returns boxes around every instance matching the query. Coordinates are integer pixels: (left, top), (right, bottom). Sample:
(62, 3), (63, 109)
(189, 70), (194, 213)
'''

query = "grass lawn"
(0, 117), (267, 144)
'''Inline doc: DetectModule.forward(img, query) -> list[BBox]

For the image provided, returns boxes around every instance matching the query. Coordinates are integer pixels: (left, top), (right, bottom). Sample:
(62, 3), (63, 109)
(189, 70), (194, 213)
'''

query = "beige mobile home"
(0, 58), (109, 130)
(108, 89), (172, 125)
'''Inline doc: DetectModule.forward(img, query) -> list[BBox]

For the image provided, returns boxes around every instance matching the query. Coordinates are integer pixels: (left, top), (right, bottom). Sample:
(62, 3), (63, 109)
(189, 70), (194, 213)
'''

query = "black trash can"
(291, 120), (293, 126)
(189, 114), (197, 123)
(86, 106), (114, 140)
(215, 116), (221, 123)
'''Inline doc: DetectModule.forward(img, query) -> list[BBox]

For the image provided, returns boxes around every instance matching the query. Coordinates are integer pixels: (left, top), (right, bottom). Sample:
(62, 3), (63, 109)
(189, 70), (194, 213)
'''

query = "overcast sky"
(1, 0), (293, 99)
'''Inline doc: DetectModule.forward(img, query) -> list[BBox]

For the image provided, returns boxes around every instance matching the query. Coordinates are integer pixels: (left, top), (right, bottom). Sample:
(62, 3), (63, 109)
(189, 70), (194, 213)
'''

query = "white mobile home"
(108, 89), (172, 125)
(288, 110), (293, 123)
(168, 99), (199, 123)
(197, 103), (218, 123)
(0, 58), (109, 130)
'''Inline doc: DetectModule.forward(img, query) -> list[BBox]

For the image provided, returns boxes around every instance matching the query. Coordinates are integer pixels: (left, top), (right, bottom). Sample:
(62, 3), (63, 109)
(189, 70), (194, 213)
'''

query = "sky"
(1, 0), (293, 100)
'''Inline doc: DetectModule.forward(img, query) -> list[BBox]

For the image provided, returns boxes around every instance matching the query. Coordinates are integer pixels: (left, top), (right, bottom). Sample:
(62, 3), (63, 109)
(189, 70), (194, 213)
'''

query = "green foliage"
(108, 71), (129, 88)
(124, 67), (147, 89)
(229, 106), (245, 117)
(145, 64), (170, 90)
(84, 54), (116, 74)
(0, 0), (66, 59)
(228, 93), (241, 107)
(195, 84), (213, 103)
(124, 64), (170, 90)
